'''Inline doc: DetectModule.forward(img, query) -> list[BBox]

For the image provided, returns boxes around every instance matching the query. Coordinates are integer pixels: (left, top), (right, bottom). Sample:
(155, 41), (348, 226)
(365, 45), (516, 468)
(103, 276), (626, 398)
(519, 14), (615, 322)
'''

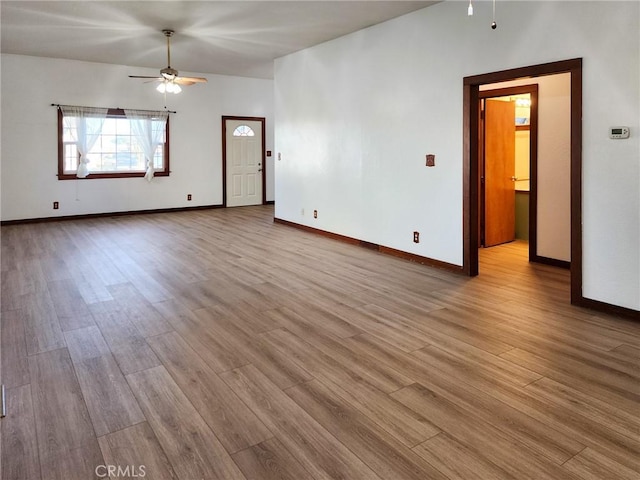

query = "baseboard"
(273, 217), (464, 274)
(274, 217), (360, 245)
(1, 204), (224, 225)
(265, 200), (275, 205)
(378, 245), (464, 273)
(531, 255), (571, 269)
(576, 297), (640, 321)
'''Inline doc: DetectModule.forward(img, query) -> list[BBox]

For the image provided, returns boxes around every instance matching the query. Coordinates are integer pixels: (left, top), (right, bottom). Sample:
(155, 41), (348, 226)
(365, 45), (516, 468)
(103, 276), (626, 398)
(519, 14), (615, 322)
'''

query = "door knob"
(510, 176), (517, 181)
(258, 168), (263, 172)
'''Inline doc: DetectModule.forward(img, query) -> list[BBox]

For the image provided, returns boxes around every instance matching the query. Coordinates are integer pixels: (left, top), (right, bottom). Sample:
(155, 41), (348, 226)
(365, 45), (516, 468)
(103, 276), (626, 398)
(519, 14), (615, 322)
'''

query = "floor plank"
(46, 279), (95, 332)
(261, 327), (440, 447)
(92, 311), (161, 375)
(98, 422), (178, 480)
(147, 331), (273, 454)
(39, 444), (104, 480)
(65, 327), (145, 436)
(286, 378), (448, 480)
(21, 292), (66, 356)
(413, 432), (515, 480)
(1, 309), (30, 388)
(391, 383), (579, 480)
(107, 283), (173, 337)
(500, 347), (640, 415)
(157, 300), (313, 388)
(153, 299), (250, 373)
(1, 384), (41, 480)
(221, 364), (383, 480)
(260, 307), (414, 393)
(231, 438), (313, 480)
(609, 343), (640, 362)
(126, 365), (246, 480)
(562, 447), (639, 480)
(339, 333), (583, 464)
(28, 348), (103, 480)
(60, 247), (113, 305)
(525, 376), (640, 441)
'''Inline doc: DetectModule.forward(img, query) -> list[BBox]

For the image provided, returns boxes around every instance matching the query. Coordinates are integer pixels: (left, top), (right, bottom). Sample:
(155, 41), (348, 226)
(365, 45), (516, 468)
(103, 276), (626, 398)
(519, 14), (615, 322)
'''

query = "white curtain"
(60, 106), (108, 178)
(124, 109), (169, 182)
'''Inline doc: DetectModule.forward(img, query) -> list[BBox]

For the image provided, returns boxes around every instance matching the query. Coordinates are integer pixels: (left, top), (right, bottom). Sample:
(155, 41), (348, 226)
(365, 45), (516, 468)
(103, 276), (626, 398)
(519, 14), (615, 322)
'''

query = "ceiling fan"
(129, 29), (207, 94)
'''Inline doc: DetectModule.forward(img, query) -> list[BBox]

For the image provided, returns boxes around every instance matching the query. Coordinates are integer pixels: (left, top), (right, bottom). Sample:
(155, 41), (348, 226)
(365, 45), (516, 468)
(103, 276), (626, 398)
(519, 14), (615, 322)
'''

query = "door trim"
(479, 84), (539, 261)
(222, 116), (266, 207)
(463, 58), (582, 305)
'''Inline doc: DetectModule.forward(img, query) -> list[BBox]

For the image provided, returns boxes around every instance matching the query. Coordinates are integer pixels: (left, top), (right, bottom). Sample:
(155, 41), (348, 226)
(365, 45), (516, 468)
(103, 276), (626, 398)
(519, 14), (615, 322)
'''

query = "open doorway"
(479, 86), (538, 256)
(463, 58), (583, 305)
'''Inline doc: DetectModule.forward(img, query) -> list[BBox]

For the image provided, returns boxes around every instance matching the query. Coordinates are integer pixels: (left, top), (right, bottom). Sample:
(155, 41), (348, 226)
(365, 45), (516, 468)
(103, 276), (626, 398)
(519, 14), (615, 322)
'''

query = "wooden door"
(484, 99), (516, 247)
(225, 119), (263, 207)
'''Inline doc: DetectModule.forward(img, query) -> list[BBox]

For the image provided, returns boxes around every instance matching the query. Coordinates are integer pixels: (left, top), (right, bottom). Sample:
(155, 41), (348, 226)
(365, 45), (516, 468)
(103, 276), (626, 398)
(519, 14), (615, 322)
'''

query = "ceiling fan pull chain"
(491, 0), (497, 29)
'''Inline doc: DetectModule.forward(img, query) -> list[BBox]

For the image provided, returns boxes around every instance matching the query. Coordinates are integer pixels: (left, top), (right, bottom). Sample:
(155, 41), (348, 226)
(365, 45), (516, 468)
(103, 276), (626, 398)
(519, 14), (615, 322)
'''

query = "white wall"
(515, 130), (530, 191)
(0, 54), (274, 221)
(536, 74), (571, 263)
(274, 1), (639, 310)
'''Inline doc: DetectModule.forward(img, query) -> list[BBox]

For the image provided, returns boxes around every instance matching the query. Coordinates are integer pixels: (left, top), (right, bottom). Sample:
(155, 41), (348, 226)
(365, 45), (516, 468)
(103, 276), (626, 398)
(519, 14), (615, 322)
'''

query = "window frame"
(57, 107), (170, 180)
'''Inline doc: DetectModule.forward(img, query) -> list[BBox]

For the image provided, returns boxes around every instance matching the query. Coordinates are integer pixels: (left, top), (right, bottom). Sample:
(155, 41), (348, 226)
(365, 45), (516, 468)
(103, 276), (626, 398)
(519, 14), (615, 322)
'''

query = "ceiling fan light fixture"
(157, 81), (181, 94)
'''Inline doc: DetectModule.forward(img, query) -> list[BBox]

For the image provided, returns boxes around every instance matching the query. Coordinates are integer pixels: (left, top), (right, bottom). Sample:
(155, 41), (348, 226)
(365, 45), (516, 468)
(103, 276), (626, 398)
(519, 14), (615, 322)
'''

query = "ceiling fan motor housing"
(161, 67), (178, 80)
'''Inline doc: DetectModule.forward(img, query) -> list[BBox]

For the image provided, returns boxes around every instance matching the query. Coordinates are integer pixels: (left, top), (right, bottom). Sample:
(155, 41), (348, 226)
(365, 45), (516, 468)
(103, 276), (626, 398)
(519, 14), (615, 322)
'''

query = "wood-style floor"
(1, 205), (638, 480)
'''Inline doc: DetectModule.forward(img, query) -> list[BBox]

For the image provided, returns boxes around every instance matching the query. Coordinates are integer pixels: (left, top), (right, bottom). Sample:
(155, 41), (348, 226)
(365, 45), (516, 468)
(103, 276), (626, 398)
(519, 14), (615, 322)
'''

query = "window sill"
(57, 171), (170, 180)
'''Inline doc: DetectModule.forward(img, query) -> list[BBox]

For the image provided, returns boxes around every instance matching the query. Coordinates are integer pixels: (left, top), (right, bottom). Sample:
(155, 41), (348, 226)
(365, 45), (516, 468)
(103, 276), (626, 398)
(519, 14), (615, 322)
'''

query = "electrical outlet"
(187, 194), (192, 201)
(413, 231), (420, 243)
(301, 208), (305, 216)
(53, 201), (59, 210)
(313, 210), (318, 219)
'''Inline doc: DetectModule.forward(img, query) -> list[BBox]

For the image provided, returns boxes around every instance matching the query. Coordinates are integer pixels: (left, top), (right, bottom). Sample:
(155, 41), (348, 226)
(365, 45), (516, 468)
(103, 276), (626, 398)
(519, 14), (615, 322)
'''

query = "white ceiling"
(1, 1), (437, 79)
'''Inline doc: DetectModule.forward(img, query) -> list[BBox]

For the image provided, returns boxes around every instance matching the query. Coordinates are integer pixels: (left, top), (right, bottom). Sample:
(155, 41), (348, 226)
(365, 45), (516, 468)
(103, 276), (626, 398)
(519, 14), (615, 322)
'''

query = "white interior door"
(225, 119), (263, 207)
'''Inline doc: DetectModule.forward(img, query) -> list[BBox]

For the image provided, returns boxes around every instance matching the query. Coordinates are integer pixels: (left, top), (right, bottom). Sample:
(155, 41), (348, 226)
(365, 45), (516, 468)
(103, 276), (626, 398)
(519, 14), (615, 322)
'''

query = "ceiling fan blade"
(129, 75), (163, 80)
(176, 76), (208, 83)
(174, 79), (196, 86)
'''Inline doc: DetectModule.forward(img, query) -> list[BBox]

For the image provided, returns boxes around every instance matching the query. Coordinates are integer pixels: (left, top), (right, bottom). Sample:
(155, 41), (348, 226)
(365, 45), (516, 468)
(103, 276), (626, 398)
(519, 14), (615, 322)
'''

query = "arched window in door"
(232, 125), (255, 137)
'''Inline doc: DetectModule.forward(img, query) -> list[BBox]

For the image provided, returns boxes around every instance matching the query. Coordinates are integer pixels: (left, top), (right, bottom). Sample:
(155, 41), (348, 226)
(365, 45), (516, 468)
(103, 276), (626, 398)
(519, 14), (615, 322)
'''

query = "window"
(58, 107), (170, 179)
(232, 125), (255, 137)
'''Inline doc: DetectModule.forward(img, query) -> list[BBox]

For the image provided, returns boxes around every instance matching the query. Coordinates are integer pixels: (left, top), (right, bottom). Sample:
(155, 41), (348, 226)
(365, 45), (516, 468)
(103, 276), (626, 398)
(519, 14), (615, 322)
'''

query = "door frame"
(222, 116), (267, 207)
(463, 58), (582, 305)
(479, 84), (539, 260)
